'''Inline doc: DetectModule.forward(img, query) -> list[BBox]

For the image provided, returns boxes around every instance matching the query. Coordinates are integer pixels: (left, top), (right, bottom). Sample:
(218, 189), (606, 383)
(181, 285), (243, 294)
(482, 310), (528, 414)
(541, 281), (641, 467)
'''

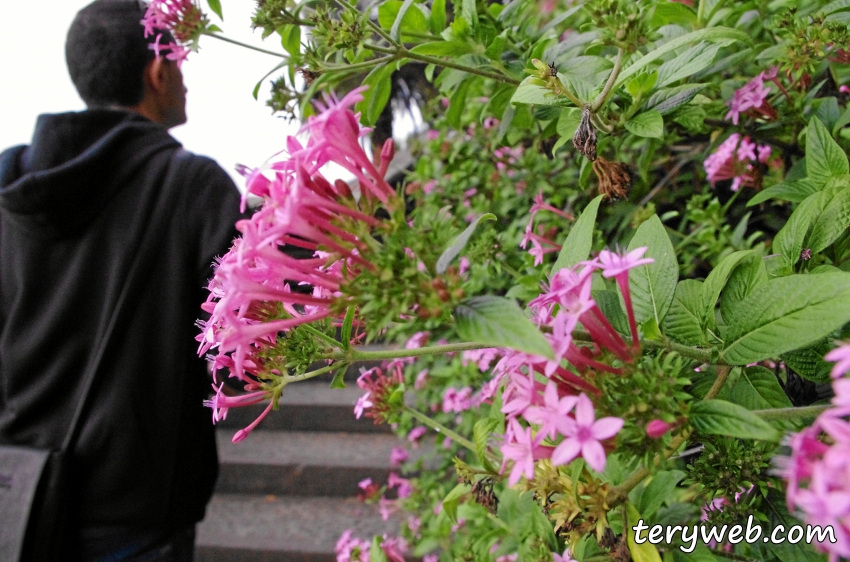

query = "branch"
(590, 48), (624, 112)
(405, 406), (477, 452)
(205, 32), (285, 57)
(754, 404), (829, 421)
(364, 43), (521, 85)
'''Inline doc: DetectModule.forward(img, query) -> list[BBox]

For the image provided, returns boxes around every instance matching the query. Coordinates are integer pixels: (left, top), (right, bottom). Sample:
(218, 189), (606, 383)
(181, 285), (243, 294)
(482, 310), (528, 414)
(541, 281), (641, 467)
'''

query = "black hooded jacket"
(0, 109), (241, 529)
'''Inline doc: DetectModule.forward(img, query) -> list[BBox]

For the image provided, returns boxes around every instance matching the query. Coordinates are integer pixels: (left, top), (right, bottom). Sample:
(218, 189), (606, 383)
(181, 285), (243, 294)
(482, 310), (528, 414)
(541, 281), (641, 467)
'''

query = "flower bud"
(646, 419), (674, 439)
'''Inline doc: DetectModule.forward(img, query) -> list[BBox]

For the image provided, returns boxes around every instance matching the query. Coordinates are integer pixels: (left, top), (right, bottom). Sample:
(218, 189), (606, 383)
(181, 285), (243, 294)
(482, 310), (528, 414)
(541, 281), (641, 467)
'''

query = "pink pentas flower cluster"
(521, 192), (574, 265)
(336, 531), (407, 562)
(725, 67), (780, 125)
(199, 87), (399, 441)
(775, 341), (850, 560)
(354, 363), (405, 423)
(495, 249), (652, 485)
(141, 0), (209, 64)
(704, 133), (774, 191)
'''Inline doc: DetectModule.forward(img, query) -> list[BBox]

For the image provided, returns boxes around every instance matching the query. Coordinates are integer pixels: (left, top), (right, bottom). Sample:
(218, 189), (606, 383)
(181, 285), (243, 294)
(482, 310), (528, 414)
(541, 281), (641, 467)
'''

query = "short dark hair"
(65, 0), (170, 107)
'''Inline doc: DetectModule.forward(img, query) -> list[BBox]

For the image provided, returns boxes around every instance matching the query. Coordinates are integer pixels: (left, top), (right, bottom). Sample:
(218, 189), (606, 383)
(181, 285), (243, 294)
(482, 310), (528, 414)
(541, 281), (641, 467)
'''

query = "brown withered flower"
(472, 477), (499, 515)
(592, 156), (631, 201)
(572, 105), (597, 161)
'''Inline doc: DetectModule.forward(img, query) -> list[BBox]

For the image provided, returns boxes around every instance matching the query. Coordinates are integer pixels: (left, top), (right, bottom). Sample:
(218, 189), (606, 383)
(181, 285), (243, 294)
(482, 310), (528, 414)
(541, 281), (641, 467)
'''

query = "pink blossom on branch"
(141, 0), (209, 64)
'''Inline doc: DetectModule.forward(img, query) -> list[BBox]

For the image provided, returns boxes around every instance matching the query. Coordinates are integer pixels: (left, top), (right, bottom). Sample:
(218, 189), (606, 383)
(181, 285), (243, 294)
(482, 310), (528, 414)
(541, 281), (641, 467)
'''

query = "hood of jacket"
(0, 109), (180, 239)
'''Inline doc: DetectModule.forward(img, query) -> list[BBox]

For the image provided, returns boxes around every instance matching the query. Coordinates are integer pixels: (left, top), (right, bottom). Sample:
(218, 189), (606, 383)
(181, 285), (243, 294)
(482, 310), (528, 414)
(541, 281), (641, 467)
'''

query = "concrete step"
(215, 429), (410, 497)
(216, 382), (390, 434)
(195, 493), (397, 562)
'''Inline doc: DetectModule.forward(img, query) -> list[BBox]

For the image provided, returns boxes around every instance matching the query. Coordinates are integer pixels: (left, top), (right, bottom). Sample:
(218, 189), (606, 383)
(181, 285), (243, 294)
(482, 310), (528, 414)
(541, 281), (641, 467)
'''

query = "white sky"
(0, 0), (299, 188)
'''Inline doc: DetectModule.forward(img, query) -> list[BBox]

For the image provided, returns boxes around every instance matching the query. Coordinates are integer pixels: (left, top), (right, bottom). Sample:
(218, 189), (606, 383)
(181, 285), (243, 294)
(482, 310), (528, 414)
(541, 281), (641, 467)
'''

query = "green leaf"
(593, 290), (630, 335)
(455, 296), (554, 358)
(730, 366), (792, 410)
(341, 305), (356, 349)
(626, 215), (678, 327)
(510, 76), (574, 107)
(443, 482), (472, 523)
(720, 257), (767, 324)
(555, 107), (582, 142)
(747, 179), (820, 206)
(655, 42), (721, 88)
(625, 110), (664, 139)
(357, 63), (396, 126)
(462, 0), (478, 28)
(806, 116), (849, 185)
(206, 0), (223, 19)
(279, 25), (301, 57)
(474, 418), (499, 472)
(781, 339), (833, 383)
(410, 41), (474, 57)
(627, 71), (658, 98)
(772, 190), (828, 266)
(370, 536), (389, 562)
(551, 195), (602, 274)
(650, 2), (697, 26)
(436, 213), (496, 273)
(722, 272), (850, 365)
(430, 0), (446, 32)
(378, 1), (429, 33)
(644, 83), (706, 115)
(701, 250), (756, 329)
(615, 27), (753, 90)
(447, 78), (472, 130)
(330, 364), (347, 389)
(626, 503), (663, 562)
(390, 0), (418, 40)
(661, 279), (707, 345)
(636, 470), (686, 520)
(690, 399), (782, 441)
(807, 185), (850, 254)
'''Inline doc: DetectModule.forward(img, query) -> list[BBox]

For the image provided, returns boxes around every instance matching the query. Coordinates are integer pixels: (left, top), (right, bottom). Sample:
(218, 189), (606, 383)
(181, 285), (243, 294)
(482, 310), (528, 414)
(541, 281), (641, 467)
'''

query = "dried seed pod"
(592, 156), (631, 201)
(548, 62), (558, 77)
(572, 105), (598, 161)
(471, 477), (499, 515)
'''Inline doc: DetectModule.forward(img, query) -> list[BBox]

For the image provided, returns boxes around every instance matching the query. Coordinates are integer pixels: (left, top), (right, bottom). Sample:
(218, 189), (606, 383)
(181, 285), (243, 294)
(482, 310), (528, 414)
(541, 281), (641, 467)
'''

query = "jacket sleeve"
(176, 154), (244, 289)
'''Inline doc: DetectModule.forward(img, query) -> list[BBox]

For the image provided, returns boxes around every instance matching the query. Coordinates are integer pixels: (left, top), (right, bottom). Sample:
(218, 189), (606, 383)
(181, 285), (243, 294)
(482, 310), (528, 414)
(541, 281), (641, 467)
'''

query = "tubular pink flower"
(141, 0), (208, 64)
(522, 382), (578, 440)
(597, 247), (654, 350)
(200, 86), (401, 396)
(645, 419), (675, 439)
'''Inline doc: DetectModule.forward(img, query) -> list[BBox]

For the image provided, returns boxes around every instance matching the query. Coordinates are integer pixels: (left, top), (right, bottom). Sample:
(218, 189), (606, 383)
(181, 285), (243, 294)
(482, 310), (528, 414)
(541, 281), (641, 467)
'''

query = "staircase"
(195, 381), (404, 562)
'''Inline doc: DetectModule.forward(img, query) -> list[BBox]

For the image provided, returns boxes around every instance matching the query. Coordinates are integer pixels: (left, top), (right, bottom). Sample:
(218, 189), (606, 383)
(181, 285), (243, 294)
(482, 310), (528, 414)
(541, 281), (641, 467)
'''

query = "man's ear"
(144, 56), (170, 97)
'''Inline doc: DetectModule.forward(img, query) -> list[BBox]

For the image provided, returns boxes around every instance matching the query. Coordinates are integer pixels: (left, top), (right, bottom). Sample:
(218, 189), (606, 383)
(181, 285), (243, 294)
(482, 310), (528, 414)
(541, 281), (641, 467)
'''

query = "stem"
(754, 404), (829, 421)
(696, 0), (708, 27)
(590, 48), (624, 112)
(323, 341), (494, 362)
(283, 363), (339, 383)
(205, 32), (285, 58)
(324, 55), (395, 73)
(569, 328), (718, 364)
(364, 43), (520, 85)
(405, 406), (477, 452)
(608, 366), (730, 507)
(301, 324), (345, 350)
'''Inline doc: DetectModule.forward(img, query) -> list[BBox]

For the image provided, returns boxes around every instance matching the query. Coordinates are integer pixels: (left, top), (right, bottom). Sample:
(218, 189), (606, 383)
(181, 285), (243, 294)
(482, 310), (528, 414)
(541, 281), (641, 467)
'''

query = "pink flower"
(423, 555), (439, 562)
(389, 447), (409, 467)
(724, 70), (777, 124)
(500, 418), (552, 486)
(704, 133), (773, 191)
(523, 382), (578, 440)
(826, 341), (850, 379)
(141, 0), (209, 64)
(335, 530), (371, 562)
(388, 473), (413, 498)
(553, 548), (577, 562)
(408, 426), (427, 444)
(551, 393), (623, 471)
(443, 386), (474, 413)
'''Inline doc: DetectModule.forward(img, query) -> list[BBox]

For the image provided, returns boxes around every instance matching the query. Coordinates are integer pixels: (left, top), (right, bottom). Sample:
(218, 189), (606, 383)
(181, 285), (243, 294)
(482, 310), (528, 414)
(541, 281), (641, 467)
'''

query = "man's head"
(65, 0), (187, 128)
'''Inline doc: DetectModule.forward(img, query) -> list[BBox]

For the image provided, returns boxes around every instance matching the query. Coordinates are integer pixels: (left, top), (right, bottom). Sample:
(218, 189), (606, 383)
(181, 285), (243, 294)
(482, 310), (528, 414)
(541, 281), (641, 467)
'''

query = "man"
(0, 0), (241, 559)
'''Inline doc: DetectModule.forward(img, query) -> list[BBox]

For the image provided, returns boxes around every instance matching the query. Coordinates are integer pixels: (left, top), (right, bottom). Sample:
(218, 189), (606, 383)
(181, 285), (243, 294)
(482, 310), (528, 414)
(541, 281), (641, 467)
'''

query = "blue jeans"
(79, 526), (195, 562)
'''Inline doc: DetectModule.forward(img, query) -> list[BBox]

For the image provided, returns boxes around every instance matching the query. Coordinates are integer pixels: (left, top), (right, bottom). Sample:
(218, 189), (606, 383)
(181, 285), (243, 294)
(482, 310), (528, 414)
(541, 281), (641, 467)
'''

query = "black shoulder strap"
(60, 148), (192, 452)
